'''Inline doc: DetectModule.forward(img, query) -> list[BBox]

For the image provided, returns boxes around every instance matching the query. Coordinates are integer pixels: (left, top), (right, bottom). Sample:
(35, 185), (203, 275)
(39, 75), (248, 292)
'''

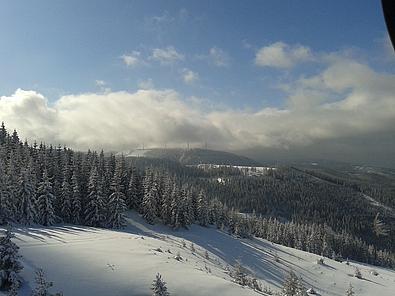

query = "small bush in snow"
(354, 267), (362, 279)
(307, 287), (316, 294)
(316, 258), (324, 265)
(249, 277), (262, 292)
(346, 283), (355, 296)
(32, 268), (63, 296)
(282, 270), (308, 296)
(262, 285), (274, 295)
(174, 252), (182, 261)
(151, 273), (169, 296)
(232, 261), (248, 286)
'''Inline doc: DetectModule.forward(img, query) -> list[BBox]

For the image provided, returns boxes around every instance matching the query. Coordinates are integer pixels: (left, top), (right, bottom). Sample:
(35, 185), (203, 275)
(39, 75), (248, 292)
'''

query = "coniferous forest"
(0, 122), (394, 269)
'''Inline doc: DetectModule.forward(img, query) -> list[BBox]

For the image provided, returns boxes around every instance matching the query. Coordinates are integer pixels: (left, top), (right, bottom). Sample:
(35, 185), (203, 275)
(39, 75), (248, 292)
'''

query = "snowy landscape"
(1, 1), (395, 296)
(0, 123), (394, 295)
(1, 211), (394, 296)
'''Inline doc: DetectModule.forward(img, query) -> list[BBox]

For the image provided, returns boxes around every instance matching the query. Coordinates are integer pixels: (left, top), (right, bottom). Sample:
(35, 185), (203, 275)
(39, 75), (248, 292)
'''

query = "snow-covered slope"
(4, 212), (395, 296)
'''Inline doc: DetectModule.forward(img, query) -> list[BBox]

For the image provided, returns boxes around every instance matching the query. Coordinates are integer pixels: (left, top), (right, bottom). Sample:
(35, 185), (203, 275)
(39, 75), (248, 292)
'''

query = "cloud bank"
(1, 55), (395, 159)
(1, 43), (395, 167)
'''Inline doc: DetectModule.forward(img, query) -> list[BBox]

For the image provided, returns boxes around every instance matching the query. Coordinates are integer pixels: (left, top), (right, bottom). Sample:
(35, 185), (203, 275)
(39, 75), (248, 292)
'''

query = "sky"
(0, 0), (395, 167)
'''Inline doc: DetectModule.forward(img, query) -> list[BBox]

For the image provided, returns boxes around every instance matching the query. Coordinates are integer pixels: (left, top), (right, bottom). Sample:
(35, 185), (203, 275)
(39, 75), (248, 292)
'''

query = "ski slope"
(3, 212), (395, 296)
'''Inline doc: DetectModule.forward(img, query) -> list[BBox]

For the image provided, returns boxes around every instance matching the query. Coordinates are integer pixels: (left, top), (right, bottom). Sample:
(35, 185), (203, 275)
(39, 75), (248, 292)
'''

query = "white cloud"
(182, 69), (199, 84)
(151, 46), (184, 64)
(148, 11), (175, 25)
(209, 47), (230, 67)
(95, 80), (111, 93)
(95, 80), (106, 87)
(1, 52), (395, 157)
(255, 42), (312, 69)
(120, 51), (141, 67)
(138, 79), (154, 90)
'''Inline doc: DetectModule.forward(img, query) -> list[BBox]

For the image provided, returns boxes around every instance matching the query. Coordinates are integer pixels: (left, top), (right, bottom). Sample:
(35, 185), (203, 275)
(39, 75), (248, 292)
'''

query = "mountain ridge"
(125, 148), (262, 166)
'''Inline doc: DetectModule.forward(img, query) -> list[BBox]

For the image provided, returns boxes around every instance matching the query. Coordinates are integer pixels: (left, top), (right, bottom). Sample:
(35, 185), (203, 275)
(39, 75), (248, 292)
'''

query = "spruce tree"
(373, 213), (389, 237)
(8, 271), (20, 296)
(160, 176), (174, 225)
(151, 273), (170, 296)
(37, 169), (56, 226)
(32, 269), (53, 296)
(1, 172), (17, 222)
(0, 228), (23, 290)
(197, 190), (209, 227)
(107, 164), (127, 228)
(141, 169), (157, 224)
(0, 122), (7, 145)
(84, 166), (105, 227)
(0, 158), (8, 223)
(346, 283), (355, 296)
(71, 169), (82, 225)
(60, 164), (72, 223)
(282, 270), (299, 296)
(232, 261), (248, 286)
(126, 167), (140, 210)
(170, 185), (180, 229)
(18, 167), (37, 225)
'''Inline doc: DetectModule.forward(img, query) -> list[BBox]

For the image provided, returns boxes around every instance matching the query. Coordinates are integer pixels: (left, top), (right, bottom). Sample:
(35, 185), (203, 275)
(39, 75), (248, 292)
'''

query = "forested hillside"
(131, 148), (261, 166)
(0, 123), (394, 269)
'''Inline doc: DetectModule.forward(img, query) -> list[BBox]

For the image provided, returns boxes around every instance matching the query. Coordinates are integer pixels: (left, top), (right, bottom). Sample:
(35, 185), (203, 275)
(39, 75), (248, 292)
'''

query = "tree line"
(0, 123), (394, 268)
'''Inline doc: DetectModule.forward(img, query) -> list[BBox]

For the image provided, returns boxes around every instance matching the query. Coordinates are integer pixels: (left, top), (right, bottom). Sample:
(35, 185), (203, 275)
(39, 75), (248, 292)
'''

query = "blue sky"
(0, 0), (390, 108)
(1, 1), (395, 167)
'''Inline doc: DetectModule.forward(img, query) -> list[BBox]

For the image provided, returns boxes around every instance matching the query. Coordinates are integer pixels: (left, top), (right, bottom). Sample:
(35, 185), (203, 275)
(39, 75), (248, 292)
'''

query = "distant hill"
(126, 148), (262, 166)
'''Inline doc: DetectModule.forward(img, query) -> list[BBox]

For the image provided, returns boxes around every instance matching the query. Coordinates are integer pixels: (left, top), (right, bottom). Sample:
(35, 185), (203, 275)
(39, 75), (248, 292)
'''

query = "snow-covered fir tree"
(160, 176), (174, 225)
(84, 166), (105, 227)
(0, 157), (11, 223)
(8, 271), (20, 296)
(141, 169), (158, 224)
(107, 161), (127, 228)
(60, 164), (72, 223)
(282, 270), (307, 296)
(126, 166), (140, 210)
(346, 283), (355, 296)
(37, 169), (56, 226)
(232, 261), (248, 286)
(18, 166), (37, 225)
(197, 190), (209, 227)
(31, 268), (55, 296)
(0, 228), (23, 291)
(170, 185), (181, 229)
(71, 168), (82, 225)
(151, 273), (170, 296)
(0, 122), (7, 146)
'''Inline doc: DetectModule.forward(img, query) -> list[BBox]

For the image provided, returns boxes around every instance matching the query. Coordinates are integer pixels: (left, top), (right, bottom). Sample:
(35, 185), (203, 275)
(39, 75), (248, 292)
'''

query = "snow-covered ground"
(3, 212), (395, 296)
(362, 194), (395, 216)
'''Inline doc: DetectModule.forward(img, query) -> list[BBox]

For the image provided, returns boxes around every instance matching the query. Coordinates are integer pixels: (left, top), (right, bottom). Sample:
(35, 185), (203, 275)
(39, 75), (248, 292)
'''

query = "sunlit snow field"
(3, 211), (395, 296)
